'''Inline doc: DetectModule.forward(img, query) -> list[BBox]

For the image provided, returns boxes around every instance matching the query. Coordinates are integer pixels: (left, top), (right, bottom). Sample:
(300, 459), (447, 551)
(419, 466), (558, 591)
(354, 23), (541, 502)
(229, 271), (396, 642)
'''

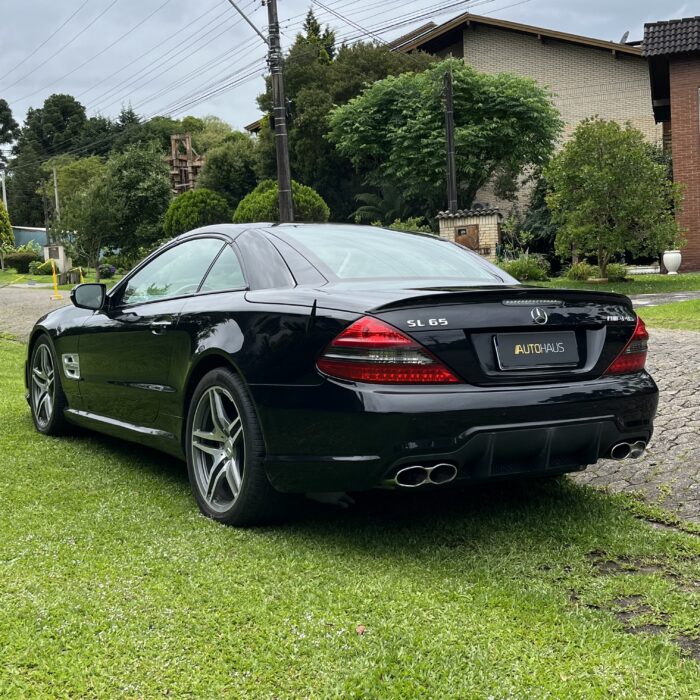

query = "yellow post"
(79, 267), (85, 283)
(50, 259), (63, 301)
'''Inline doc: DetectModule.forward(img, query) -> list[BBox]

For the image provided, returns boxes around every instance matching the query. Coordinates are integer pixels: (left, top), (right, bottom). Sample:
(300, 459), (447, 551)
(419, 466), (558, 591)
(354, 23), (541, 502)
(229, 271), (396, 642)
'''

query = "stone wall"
(437, 211), (502, 261)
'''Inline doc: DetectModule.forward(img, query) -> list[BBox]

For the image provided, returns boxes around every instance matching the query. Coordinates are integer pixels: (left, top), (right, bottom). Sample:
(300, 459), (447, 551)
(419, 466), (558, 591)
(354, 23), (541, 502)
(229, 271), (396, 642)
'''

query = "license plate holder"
(494, 331), (579, 370)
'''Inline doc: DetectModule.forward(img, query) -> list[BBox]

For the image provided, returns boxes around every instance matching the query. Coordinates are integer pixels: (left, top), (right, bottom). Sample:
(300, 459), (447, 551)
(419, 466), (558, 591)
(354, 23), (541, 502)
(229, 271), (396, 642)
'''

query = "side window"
(119, 238), (224, 306)
(199, 245), (246, 293)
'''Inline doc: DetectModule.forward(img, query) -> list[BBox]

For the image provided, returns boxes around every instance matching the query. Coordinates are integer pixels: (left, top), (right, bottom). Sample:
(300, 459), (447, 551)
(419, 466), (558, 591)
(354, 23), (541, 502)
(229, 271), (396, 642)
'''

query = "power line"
(0, 0), (92, 84)
(2, 0), (121, 93)
(14, 0), (175, 103)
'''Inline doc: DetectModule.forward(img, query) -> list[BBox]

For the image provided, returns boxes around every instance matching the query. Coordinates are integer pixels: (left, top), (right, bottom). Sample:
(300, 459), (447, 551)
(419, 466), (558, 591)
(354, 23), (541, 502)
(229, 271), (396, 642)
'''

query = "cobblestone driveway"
(1, 287), (698, 521)
(573, 328), (700, 523)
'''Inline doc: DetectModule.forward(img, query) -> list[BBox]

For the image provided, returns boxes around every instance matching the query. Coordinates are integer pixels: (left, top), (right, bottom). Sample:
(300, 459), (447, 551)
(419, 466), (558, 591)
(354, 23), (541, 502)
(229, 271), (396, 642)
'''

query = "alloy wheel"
(31, 344), (55, 429)
(191, 386), (245, 513)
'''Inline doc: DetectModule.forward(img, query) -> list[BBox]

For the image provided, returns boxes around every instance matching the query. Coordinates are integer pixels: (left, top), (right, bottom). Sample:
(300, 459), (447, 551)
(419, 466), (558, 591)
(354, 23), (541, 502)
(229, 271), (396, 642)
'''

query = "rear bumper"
(251, 372), (658, 493)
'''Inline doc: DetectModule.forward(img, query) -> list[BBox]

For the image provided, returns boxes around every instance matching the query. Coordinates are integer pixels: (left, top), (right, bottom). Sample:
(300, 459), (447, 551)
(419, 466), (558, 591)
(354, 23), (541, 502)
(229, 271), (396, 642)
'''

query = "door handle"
(150, 320), (173, 335)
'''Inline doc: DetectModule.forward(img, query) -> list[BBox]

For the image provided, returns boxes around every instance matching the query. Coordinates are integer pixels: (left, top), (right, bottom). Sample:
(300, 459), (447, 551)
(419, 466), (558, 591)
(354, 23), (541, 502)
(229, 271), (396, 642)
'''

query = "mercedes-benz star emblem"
(531, 307), (548, 325)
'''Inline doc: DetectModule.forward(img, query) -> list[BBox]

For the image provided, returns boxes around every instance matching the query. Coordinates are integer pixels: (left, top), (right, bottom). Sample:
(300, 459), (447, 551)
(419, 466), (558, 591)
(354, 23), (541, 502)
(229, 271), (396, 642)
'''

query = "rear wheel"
(29, 336), (70, 435)
(185, 367), (289, 526)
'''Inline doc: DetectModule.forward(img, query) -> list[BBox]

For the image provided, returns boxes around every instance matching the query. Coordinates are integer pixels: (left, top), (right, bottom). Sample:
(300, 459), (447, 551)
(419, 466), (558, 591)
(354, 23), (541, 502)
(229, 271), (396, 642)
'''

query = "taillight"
(605, 316), (648, 375)
(317, 316), (460, 384)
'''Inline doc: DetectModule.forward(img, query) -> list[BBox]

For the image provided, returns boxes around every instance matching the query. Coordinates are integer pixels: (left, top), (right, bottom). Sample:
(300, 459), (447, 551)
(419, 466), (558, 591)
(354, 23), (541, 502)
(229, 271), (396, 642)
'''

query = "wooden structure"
(167, 134), (205, 195)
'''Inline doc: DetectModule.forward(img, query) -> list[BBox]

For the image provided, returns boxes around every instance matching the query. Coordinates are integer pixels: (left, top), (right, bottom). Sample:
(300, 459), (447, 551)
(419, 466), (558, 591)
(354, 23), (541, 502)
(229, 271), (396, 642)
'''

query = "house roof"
(395, 12), (643, 57)
(643, 17), (700, 57)
(437, 208), (502, 219)
(387, 22), (437, 49)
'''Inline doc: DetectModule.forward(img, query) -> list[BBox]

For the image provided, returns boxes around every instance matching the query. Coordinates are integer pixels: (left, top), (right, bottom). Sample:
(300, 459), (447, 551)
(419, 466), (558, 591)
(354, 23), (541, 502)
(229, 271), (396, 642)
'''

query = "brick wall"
(458, 26), (661, 212)
(669, 58), (700, 272)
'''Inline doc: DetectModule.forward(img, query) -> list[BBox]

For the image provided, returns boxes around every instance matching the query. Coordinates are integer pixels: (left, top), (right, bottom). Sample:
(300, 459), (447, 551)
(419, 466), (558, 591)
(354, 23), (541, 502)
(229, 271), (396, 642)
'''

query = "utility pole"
(52, 166), (60, 221)
(1, 169), (7, 211)
(265, 0), (294, 222)
(444, 69), (458, 214)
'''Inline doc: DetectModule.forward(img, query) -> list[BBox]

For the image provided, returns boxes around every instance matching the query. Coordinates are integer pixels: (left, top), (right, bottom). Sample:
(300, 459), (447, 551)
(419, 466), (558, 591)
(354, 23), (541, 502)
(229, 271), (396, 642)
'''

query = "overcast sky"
(0, 0), (693, 132)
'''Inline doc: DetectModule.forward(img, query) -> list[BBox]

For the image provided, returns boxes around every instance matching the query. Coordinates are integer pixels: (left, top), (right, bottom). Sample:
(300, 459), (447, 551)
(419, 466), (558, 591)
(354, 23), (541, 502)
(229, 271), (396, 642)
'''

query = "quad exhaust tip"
(610, 441), (647, 461)
(392, 463), (458, 488)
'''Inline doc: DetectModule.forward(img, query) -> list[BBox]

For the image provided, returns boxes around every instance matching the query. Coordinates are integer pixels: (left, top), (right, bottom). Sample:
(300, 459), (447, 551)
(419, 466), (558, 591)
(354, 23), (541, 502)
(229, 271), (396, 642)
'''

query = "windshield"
(280, 225), (505, 283)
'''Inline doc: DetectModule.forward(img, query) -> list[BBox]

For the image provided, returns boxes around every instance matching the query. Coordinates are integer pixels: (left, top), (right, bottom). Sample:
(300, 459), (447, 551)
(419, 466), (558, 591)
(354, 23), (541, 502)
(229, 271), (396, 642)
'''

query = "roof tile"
(643, 16), (700, 57)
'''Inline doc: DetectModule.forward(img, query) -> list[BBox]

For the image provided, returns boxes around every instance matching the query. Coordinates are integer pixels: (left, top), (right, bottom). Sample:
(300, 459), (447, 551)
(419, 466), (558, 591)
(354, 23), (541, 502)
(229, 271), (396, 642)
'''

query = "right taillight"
(317, 316), (460, 384)
(605, 315), (648, 375)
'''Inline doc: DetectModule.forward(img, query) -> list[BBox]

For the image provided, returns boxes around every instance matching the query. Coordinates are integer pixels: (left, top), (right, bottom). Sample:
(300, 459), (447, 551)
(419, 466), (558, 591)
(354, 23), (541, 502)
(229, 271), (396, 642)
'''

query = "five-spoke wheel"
(29, 336), (68, 435)
(185, 367), (290, 526)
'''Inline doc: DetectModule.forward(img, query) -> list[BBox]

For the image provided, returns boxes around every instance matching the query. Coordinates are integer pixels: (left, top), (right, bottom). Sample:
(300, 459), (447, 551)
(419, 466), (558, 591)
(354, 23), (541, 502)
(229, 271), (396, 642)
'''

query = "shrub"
(383, 217), (434, 234)
(5, 251), (40, 273)
(163, 188), (232, 238)
(233, 179), (330, 223)
(98, 263), (116, 279)
(565, 262), (597, 281)
(499, 254), (550, 281)
(605, 263), (628, 282)
(28, 260), (54, 275)
(0, 201), (13, 249)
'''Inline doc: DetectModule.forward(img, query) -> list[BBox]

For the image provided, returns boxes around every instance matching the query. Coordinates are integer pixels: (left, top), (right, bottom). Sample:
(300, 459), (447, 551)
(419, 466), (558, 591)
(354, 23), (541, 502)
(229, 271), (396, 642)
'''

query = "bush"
(233, 179), (330, 223)
(499, 254), (550, 281)
(163, 188), (232, 238)
(605, 263), (628, 282)
(565, 262), (597, 281)
(383, 217), (434, 234)
(0, 201), (13, 249)
(28, 260), (54, 275)
(5, 251), (40, 273)
(98, 264), (116, 279)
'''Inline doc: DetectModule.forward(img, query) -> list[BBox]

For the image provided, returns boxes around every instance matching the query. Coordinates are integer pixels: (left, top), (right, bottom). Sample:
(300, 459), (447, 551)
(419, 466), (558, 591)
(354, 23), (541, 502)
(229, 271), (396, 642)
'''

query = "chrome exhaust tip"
(429, 463), (458, 485)
(610, 442), (631, 460)
(392, 463), (459, 488)
(394, 465), (429, 488)
(628, 441), (647, 459)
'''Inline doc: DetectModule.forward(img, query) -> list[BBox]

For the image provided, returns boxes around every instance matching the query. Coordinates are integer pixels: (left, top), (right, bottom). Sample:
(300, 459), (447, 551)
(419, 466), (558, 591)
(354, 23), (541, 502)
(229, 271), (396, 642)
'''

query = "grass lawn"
(1, 338), (699, 698)
(0, 268), (122, 291)
(536, 273), (700, 296)
(639, 299), (700, 332)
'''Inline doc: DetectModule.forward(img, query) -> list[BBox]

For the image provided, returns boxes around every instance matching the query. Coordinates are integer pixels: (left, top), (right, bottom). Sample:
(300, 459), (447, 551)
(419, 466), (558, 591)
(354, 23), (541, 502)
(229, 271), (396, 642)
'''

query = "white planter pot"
(663, 250), (682, 275)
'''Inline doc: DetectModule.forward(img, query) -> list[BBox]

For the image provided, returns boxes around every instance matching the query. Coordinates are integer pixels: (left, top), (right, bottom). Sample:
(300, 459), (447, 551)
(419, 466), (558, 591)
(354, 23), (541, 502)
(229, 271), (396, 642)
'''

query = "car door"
(78, 237), (226, 426)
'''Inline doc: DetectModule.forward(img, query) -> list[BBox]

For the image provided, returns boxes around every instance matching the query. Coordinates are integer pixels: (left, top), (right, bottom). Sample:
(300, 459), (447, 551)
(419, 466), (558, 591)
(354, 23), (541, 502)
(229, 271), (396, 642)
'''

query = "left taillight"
(317, 316), (460, 384)
(605, 315), (649, 375)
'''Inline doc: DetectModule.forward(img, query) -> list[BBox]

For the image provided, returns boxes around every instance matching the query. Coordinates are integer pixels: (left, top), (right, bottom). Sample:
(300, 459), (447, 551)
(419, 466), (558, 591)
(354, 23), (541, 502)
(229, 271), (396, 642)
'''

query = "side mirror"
(70, 283), (106, 311)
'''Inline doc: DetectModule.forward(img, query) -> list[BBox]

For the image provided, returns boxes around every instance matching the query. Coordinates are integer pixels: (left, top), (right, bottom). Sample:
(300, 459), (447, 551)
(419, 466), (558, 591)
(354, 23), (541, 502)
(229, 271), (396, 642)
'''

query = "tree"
(0, 200), (13, 270)
(163, 189), (231, 238)
(0, 99), (19, 166)
(329, 59), (562, 218)
(104, 142), (171, 260)
(192, 115), (234, 154)
(197, 135), (258, 210)
(353, 184), (414, 225)
(255, 22), (436, 219)
(233, 180), (330, 223)
(545, 118), (682, 277)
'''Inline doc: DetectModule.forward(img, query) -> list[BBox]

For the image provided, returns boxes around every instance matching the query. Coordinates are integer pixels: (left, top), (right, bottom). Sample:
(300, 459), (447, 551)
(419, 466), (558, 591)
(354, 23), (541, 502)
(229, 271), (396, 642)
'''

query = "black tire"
(185, 367), (290, 526)
(29, 335), (70, 436)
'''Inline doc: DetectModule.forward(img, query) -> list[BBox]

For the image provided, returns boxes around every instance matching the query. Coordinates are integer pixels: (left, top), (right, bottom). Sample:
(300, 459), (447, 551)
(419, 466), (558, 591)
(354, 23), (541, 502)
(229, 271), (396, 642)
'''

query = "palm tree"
(352, 184), (414, 225)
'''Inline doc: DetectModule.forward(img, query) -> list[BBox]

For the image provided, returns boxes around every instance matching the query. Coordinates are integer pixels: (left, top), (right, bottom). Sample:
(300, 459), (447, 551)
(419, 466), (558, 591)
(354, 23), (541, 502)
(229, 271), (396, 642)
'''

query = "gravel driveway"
(2, 286), (698, 522)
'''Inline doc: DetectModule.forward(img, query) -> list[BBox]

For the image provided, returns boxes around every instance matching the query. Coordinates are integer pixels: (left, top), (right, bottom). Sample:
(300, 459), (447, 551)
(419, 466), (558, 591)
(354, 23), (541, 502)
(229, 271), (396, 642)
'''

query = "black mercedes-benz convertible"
(26, 224), (658, 525)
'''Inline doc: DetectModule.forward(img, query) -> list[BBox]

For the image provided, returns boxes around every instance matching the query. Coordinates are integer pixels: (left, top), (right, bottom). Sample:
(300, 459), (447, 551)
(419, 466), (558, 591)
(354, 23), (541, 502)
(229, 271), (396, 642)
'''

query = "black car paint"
(26, 224), (658, 492)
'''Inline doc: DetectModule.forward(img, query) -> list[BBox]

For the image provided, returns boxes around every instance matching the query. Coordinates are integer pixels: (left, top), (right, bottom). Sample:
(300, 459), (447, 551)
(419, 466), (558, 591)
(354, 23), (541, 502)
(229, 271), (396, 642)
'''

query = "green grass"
(536, 273), (700, 296)
(0, 268), (121, 290)
(1, 339), (699, 698)
(639, 299), (700, 332)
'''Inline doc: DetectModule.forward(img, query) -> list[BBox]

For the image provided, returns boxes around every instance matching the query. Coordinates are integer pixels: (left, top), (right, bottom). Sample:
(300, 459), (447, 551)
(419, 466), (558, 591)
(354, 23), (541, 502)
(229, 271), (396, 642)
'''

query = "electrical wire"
(0, 0), (92, 84)
(2, 0), (121, 93)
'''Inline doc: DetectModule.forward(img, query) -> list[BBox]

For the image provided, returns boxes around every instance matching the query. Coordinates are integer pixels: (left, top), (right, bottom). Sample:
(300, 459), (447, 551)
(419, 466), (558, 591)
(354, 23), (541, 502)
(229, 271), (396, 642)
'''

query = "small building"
(643, 17), (700, 271)
(437, 208), (503, 261)
(12, 226), (48, 248)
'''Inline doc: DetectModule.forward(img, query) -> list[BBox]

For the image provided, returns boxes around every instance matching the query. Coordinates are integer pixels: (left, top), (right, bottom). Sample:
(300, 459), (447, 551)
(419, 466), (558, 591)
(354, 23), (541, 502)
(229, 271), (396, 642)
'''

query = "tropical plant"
(233, 180), (330, 223)
(353, 184), (414, 225)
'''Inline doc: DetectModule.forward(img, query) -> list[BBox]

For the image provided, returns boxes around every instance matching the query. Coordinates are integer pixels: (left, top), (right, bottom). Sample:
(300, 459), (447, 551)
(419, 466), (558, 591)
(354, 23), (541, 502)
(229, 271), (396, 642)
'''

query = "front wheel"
(185, 367), (290, 526)
(29, 336), (70, 435)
